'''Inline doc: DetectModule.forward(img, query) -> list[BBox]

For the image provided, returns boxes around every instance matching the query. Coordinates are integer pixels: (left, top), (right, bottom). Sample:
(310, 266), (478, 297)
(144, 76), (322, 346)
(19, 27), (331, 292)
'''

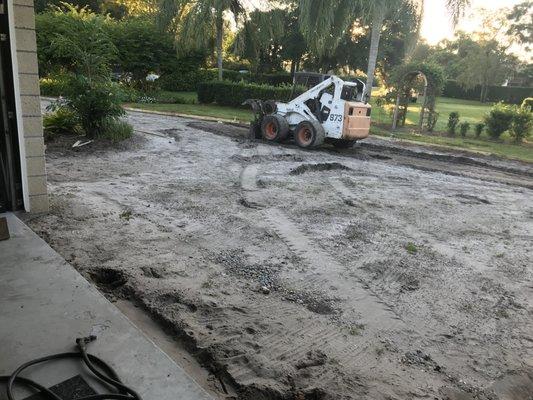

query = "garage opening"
(0, 0), (23, 212)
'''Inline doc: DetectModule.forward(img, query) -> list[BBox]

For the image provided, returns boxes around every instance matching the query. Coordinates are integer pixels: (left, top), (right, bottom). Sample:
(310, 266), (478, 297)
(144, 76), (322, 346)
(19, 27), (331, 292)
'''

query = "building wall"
(10, 0), (48, 213)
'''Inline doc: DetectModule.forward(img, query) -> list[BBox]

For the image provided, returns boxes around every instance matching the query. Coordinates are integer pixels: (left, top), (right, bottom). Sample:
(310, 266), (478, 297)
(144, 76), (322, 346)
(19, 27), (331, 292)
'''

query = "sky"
(420, 0), (522, 44)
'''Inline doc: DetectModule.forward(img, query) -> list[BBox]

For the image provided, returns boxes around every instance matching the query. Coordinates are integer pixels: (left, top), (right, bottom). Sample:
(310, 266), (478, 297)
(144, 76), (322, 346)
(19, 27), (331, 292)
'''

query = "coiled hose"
(0, 336), (143, 400)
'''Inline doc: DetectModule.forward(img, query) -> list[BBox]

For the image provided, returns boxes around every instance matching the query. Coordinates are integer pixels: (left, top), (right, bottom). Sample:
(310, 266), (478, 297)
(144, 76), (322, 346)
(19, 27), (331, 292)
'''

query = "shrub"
(484, 103), (515, 139)
(509, 107), (533, 143)
(459, 121), (470, 137)
(198, 81), (304, 108)
(63, 76), (125, 139)
(155, 92), (197, 104)
(107, 17), (175, 89)
(116, 84), (141, 103)
(474, 123), (485, 138)
(426, 111), (439, 132)
(100, 118), (134, 142)
(522, 97), (533, 111)
(443, 80), (533, 104)
(39, 75), (70, 97)
(43, 107), (82, 139)
(447, 112), (460, 135)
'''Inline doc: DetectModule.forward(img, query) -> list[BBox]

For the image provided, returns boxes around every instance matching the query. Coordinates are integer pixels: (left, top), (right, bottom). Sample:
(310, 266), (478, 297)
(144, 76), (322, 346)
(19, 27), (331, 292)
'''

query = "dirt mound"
(290, 162), (351, 175)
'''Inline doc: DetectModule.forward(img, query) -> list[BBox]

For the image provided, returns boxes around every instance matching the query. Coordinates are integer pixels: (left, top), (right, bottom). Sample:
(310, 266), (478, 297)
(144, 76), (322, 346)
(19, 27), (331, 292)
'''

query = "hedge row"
(443, 80), (533, 104)
(198, 81), (303, 108)
(159, 69), (294, 92)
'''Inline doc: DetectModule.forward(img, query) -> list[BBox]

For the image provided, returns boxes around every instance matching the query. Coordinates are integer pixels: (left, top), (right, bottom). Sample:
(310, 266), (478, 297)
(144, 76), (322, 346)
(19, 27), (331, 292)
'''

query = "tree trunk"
(216, 12), (223, 80)
(290, 59), (296, 77)
(365, 8), (386, 99)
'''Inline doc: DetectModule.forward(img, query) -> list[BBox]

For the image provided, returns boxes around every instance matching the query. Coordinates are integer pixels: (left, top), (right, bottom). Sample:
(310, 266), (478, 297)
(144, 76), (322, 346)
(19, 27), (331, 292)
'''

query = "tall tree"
(158, 0), (245, 80)
(506, 1), (533, 51)
(299, 0), (470, 98)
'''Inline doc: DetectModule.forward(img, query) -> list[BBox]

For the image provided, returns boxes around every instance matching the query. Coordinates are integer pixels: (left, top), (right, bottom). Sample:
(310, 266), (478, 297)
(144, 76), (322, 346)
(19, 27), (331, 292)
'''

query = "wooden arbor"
(391, 70), (437, 132)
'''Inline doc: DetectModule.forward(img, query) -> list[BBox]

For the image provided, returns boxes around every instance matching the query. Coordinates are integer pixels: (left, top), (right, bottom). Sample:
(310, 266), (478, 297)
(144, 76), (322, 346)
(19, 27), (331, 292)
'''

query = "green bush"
(155, 92), (197, 104)
(100, 118), (134, 142)
(484, 103), (515, 139)
(447, 112), (460, 136)
(63, 76), (125, 138)
(522, 97), (533, 111)
(107, 17), (175, 89)
(39, 75), (70, 97)
(43, 106), (82, 139)
(198, 81), (304, 108)
(459, 121), (470, 137)
(116, 84), (141, 102)
(509, 107), (532, 143)
(426, 111), (439, 132)
(474, 123), (485, 138)
(443, 80), (533, 104)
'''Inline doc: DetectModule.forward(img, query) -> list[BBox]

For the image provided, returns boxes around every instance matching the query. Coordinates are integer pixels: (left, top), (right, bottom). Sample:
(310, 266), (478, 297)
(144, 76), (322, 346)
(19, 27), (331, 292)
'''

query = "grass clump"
(405, 242), (418, 254)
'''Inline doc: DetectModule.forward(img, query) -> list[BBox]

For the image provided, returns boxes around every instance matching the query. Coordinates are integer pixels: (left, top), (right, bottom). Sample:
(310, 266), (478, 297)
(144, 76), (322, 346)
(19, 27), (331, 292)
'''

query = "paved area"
(0, 212), (213, 400)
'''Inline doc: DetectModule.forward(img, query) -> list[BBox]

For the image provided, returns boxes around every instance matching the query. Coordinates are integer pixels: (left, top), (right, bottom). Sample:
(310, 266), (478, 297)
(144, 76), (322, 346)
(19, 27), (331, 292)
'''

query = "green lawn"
(125, 92), (532, 163)
(370, 97), (493, 132)
(371, 125), (533, 163)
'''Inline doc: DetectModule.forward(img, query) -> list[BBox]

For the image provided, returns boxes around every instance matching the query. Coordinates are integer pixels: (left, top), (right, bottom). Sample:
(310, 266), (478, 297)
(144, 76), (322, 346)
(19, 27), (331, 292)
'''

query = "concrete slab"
(0, 213), (213, 400)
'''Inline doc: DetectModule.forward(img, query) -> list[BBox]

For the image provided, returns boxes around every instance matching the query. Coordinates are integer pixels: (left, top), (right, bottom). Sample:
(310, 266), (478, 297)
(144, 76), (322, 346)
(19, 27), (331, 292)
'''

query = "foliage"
(509, 107), (532, 143)
(100, 118), (134, 142)
(234, 7), (307, 73)
(390, 62), (446, 94)
(116, 84), (141, 102)
(198, 81), (304, 108)
(522, 97), (533, 110)
(484, 103), (515, 139)
(43, 107), (82, 139)
(157, 0), (246, 79)
(390, 62), (446, 128)
(443, 80), (532, 104)
(106, 17), (175, 88)
(36, 5), (117, 77)
(426, 111), (439, 132)
(506, 1), (532, 48)
(459, 121), (470, 137)
(62, 75), (125, 138)
(39, 75), (71, 97)
(453, 34), (518, 103)
(474, 123), (485, 138)
(155, 92), (197, 104)
(447, 112), (460, 135)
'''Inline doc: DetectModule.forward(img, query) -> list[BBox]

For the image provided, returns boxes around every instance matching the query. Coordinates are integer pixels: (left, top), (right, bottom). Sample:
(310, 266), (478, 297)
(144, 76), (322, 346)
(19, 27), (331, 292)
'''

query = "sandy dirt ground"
(24, 109), (533, 400)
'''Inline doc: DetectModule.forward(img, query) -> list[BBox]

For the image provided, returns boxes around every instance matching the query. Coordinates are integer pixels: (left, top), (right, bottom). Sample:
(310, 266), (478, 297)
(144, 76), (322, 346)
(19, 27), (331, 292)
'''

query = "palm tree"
(299, 0), (470, 98)
(158, 0), (245, 80)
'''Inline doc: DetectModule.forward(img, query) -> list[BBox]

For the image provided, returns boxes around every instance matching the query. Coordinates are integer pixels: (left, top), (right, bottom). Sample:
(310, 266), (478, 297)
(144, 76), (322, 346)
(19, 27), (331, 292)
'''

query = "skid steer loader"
(246, 72), (371, 149)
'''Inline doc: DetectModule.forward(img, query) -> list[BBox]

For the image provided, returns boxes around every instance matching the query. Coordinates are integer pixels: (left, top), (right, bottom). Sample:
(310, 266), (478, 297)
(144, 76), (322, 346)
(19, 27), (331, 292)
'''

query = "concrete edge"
(5, 212), (215, 399)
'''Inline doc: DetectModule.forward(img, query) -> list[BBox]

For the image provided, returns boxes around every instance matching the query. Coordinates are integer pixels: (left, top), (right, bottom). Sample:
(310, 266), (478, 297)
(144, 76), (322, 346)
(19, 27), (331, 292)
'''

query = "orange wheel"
(297, 126), (313, 146)
(261, 115), (289, 142)
(264, 122), (278, 140)
(294, 120), (325, 148)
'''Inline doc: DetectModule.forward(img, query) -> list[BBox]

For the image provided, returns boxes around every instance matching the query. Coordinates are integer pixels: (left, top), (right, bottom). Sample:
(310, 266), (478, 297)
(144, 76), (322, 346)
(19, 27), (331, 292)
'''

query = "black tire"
(249, 121), (261, 139)
(294, 120), (325, 148)
(263, 100), (278, 115)
(261, 114), (289, 142)
(332, 139), (355, 149)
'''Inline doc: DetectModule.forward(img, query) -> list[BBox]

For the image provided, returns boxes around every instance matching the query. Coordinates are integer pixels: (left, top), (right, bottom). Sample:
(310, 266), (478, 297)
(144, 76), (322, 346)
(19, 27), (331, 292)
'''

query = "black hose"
(0, 336), (143, 400)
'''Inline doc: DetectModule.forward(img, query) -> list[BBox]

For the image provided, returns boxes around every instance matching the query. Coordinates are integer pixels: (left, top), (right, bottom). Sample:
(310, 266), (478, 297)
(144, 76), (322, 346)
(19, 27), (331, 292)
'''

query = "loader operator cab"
(295, 74), (366, 124)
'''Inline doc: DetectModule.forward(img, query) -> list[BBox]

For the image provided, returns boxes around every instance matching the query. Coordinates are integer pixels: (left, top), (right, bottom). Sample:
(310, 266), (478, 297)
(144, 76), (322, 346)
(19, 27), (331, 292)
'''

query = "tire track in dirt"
(238, 159), (413, 377)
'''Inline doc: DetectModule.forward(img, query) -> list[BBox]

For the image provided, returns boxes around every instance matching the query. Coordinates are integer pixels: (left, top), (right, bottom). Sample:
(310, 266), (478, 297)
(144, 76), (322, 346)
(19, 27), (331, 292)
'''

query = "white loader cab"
(246, 72), (371, 149)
